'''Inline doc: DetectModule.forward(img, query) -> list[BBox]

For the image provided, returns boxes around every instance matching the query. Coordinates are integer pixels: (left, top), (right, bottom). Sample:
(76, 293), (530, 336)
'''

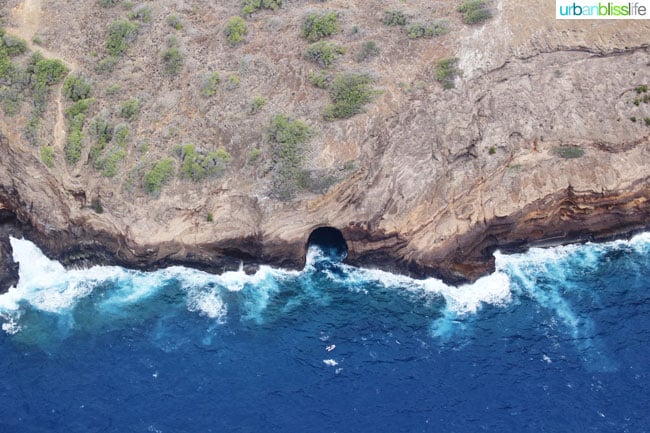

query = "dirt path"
(6, 0), (77, 150)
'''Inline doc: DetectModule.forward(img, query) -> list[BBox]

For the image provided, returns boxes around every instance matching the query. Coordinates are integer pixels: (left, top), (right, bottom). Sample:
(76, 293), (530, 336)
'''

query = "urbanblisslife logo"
(556, 1), (650, 18)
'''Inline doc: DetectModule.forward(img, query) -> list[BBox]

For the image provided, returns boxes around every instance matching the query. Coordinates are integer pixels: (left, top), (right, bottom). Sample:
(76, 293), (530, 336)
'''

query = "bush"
(91, 197), (104, 214)
(457, 0), (492, 24)
(144, 158), (175, 195)
(407, 20), (449, 39)
(636, 84), (648, 94)
(96, 56), (118, 74)
(114, 123), (129, 147)
(162, 44), (183, 76)
(307, 70), (331, 88)
(40, 146), (55, 168)
(355, 40), (380, 63)
(63, 74), (92, 101)
(129, 6), (152, 23)
(64, 99), (92, 164)
(167, 15), (183, 30)
(178, 144), (231, 181)
(1, 34), (28, 56)
(302, 11), (339, 42)
(554, 146), (585, 159)
(435, 57), (459, 89)
(323, 73), (377, 120)
(201, 72), (220, 96)
(33, 58), (68, 87)
(381, 10), (408, 26)
(225, 16), (248, 46)
(249, 95), (267, 114)
(207, 212), (214, 222)
(106, 20), (139, 57)
(242, 0), (283, 15)
(267, 114), (314, 199)
(226, 74), (240, 90)
(99, 0), (119, 7)
(645, 117), (650, 126)
(303, 41), (345, 68)
(119, 97), (139, 119)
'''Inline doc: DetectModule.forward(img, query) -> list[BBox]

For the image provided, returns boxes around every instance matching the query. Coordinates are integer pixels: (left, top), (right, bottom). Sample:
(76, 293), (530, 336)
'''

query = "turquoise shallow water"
(0, 234), (649, 432)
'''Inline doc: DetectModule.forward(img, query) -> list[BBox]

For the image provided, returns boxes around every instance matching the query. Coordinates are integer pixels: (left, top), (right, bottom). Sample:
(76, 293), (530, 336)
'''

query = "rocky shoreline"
(2, 180), (649, 293)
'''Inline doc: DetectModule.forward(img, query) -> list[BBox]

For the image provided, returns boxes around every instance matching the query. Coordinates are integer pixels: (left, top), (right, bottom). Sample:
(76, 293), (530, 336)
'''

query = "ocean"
(0, 233), (649, 432)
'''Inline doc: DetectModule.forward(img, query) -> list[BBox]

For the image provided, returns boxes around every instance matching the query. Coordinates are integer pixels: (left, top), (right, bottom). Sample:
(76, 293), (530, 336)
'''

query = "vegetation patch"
(129, 6), (152, 23)
(119, 97), (140, 119)
(406, 20), (449, 39)
(457, 0), (492, 24)
(355, 40), (380, 63)
(64, 98), (93, 165)
(553, 146), (585, 159)
(177, 144), (232, 181)
(162, 37), (183, 76)
(106, 19), (139, 57)
(381, 10), (408, 26)
(63, 74), (92, 101)
(636, 84), (648, 94)
(225, 16), (248, 46)
(435, 57), (460, 89)
(40, 146), (55, 168)
(307, 70), (331, 89)
(249, 95), (267, 114)
(267, 114), (314, 200)
(201, 72), (221, 97)
(302, 11), (339, 42)
(144, 158), (175, 195)
(242, 0), (283, 15)
(323, 73), (378, 120)
(303, 41), (345, 68)
(1, 33), (28, 57)
(167, 15), (183, 30)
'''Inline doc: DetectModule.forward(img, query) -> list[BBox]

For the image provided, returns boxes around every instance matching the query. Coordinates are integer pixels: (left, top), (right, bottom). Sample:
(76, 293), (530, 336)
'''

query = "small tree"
(225, 16), (248, 46)
(302, 11), (339, 42)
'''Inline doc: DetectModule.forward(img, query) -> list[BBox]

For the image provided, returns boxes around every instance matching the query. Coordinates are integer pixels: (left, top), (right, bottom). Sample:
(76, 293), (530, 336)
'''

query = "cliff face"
(1, 0), (650, 290)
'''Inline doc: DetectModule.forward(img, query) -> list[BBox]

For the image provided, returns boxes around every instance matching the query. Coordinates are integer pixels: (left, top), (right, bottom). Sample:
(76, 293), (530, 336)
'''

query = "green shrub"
(323, 73), (377, 120)
(33, 58), (68, 87)
(630, 116), (637, 123)
(435, 57), (459, 89)
(382, 10), (408, 26)
(99, 0), (119, 7)
(144, 158), (175, 195)
(119, 97), (139, 119)
(407, 20), (449, 39)
(225, 16), (248, 46)
(303, 41), (345, 68)
(201, 72), (220, 96)
(302, 11), (339, 42)
(40, 146), (55, 168)
(162, 45), (183, 76)
(250, 95), (267, 114)
(64, 98), (92, 164)
(554, 146), (585, 159)
(355, 40), (379, 63)
(267, 114), (314, 199)
(114, 123), (129, 147)
(226, 74), (240, 90)
(636, 84), (648, 94)
(307, 70), (330, 88)
(129, 6), (152, 23)
(242, 0), (283, 15)
(457, 0), (492, 24)
(106, 83), (122, 95)
(207, 212), (214, 222)
(1, 34), (28, 56)
(248, 148), (262, 164)
(91, 197), (104, 214)
(178, 144), (231, 181)
(63, 74), (92, 101)
(167, 15), (183, 30)
(0, 85), (23, 116)
(106, 19), (139, 57)
(645, 117), (650, 126)
(65, 127), (84, 164)
(90, 116), (113, 145)
(488, 146), (496, 155)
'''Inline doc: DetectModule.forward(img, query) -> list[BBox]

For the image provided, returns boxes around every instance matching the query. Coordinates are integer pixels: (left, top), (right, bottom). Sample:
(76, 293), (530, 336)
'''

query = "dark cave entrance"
(307, 227), (348, 261)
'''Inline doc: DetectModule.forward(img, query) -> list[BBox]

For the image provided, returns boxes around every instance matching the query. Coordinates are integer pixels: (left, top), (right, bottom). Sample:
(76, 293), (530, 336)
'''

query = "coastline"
(2, 182), (649, 293)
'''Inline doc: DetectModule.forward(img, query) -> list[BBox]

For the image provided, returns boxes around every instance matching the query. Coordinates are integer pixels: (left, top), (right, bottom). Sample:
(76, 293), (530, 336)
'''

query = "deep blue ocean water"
(1, 233), (649, 433)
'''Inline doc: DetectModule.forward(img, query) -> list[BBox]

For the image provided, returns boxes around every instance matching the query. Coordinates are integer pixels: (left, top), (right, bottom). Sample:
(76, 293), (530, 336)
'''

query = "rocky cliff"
(1, 0), (649, 290)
